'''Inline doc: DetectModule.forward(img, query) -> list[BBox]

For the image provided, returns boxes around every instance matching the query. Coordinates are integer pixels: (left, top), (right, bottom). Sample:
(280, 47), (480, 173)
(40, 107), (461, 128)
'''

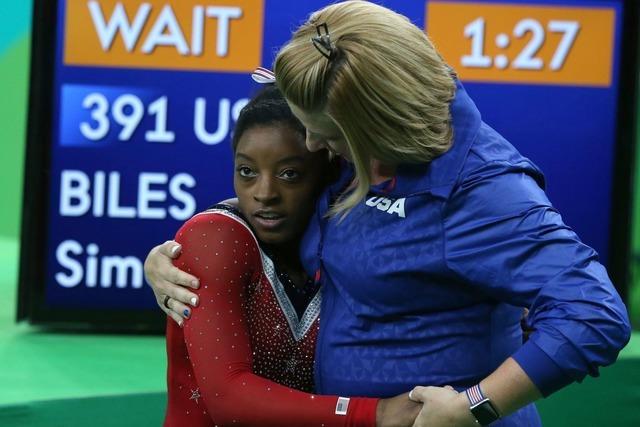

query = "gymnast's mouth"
(252, 210), (286, 229)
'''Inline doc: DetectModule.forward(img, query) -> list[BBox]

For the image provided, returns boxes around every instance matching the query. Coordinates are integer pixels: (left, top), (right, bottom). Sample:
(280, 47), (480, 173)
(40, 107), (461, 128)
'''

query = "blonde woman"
(148, 2), (630, 426)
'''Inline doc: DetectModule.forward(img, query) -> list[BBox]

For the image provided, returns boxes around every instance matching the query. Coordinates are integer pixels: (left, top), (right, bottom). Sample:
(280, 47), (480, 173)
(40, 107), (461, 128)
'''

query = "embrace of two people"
(143, 2), (631, 426)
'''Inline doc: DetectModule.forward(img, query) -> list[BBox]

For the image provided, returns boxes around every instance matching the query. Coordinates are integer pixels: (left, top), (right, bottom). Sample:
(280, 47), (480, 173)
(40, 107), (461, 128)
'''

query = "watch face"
(471, 399), (500, 426)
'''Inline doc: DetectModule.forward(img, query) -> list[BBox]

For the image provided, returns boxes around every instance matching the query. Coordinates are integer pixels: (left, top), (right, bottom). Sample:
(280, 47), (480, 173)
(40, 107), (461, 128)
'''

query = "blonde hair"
(275, 0), (456, 216)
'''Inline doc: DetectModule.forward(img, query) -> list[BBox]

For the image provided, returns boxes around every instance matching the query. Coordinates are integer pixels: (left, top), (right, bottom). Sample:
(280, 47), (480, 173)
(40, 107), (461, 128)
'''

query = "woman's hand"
(376, 392), (422, 427)
(409, 386), (476, 427)
(144, 240), (200, 325)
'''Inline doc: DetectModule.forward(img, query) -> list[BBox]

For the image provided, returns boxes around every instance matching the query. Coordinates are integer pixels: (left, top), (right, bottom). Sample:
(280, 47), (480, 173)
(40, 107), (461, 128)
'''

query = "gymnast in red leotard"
(162, 80), (419, 427)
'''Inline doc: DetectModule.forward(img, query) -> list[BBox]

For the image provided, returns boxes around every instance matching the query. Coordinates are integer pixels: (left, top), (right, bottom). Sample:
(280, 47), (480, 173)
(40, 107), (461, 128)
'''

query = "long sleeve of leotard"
(164, 211), (378, 427)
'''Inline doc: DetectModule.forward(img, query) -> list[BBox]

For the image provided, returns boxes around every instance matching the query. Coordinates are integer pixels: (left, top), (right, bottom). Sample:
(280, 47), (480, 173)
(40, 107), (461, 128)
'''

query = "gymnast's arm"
(165, 211), (417, 427)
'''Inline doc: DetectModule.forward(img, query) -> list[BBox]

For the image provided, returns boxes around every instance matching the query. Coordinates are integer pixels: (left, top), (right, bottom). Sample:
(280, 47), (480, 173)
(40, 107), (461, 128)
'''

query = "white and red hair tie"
(251, 66), (276, 84)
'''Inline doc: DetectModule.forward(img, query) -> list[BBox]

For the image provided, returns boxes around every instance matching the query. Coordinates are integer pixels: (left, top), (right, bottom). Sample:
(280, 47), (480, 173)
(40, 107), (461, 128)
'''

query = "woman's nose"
(305, 131), (326, 152)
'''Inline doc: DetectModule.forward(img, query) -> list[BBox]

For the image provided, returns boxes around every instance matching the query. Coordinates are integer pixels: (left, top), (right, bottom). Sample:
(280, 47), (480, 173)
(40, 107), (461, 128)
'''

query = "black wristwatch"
(465, 384), (501, 426)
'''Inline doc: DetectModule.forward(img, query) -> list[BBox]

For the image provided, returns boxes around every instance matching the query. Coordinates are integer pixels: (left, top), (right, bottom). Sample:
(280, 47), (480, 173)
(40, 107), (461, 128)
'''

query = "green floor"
(2, 236), (639, 426)
(1, 393), (165, 427)
(0, 237), (166, 407)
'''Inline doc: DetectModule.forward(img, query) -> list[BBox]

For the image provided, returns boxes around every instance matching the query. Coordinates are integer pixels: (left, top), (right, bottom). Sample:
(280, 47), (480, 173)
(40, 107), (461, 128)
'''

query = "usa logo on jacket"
(365, 196), (406, 218)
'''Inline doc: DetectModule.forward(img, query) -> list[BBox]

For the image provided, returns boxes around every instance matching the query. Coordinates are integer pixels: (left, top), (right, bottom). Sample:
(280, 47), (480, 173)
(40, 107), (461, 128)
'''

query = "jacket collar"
(370, 79), (482, 199)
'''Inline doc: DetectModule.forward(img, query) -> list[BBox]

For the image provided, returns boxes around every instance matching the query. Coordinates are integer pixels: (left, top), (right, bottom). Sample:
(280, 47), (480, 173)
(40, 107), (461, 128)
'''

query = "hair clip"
(251, 66), (276, 84)
(311, 22), (335, 60)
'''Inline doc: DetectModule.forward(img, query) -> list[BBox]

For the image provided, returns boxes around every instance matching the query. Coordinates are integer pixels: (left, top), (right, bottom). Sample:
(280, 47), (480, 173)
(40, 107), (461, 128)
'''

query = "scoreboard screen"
(19, 0), (637, 330)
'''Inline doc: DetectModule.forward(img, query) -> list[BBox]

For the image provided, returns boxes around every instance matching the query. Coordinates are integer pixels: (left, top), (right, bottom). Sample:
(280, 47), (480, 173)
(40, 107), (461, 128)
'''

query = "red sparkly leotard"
(164, 206), (378, 427)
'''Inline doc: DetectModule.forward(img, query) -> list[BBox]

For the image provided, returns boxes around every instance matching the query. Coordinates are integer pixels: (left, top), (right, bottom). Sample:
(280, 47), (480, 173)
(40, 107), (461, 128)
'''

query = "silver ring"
(163, 295), (171, 309)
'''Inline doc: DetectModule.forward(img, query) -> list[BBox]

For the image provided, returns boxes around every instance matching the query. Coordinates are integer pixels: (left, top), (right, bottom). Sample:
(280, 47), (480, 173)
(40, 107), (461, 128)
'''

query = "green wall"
(629, 67), (640, 327)
(0, 3), (31, 239)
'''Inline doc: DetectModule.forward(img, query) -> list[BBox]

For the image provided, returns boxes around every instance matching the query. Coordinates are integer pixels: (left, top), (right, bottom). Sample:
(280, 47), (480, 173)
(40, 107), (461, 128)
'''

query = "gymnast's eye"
(279, 168), (301, 181)
(236, 166), (257, 178)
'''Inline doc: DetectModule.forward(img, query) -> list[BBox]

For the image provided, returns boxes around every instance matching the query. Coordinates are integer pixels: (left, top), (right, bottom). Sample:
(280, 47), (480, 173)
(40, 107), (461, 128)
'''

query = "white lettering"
(191, 5), (206, 56)
(365, 197), (382, 207)
(60, 170), (91, 216)
(59, 170), (196, 220)
(138, 173), (168, 219)
(88, 1), (151, 52)
(232, 98), (250, 121)
(141, 5), (189, 55)
(376, 198), (392, 211)
(387, 198), (406, 218)
(92, 171), (106, 217)
(89, 3), (242, 58)
(86, 243), (100, 287)
(195, 97), (247, 144)
(107, 172), (137, 218)
(194, 98), (230, 145)
(55, 240), (84, 288)
(365, 196), (406, 218)
(207, 7), (242, 57)
(169, 173), (197, 220)
(55, 240), (144, 289)
(101, 255), (144, 288)
(145, 96), (175, 143)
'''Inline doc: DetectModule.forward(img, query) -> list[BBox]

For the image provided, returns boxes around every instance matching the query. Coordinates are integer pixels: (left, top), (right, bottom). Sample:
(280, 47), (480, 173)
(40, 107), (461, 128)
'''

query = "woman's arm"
(409, 168), (630, 426)
(408, 357), (540, 427)
(165, 211), (418, 427)
(444, 169), (630, 393)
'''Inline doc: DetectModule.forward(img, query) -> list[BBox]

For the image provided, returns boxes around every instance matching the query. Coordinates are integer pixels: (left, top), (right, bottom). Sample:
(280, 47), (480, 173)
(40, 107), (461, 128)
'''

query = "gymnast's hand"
(377, 392), (422, 427)
(144, 240), (200, 325)
(409, 386), (476, 427)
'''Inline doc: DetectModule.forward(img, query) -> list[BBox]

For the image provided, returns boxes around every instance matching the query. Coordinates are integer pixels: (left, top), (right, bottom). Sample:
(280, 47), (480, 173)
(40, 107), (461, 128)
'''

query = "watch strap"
(465, 384), (501, 426)
(465, 384), (486, 406)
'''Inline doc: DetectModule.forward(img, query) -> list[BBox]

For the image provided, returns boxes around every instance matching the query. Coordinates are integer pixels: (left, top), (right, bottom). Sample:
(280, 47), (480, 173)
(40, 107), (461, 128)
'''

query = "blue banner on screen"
(46, 0), (625, 309)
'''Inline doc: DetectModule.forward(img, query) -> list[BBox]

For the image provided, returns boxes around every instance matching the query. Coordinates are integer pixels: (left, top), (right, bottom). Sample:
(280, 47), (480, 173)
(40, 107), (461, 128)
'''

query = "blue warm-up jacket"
(300, 81), (631, 426)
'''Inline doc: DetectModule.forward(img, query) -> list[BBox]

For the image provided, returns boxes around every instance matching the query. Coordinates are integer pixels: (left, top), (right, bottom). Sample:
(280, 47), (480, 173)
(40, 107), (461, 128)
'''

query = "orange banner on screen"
(426, 2), (616, 86)
(64, 0), (264, 72)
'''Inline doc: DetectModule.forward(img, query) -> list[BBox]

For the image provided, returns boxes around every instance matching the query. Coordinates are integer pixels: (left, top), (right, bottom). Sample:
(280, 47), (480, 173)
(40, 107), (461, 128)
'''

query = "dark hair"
(231, 84), (305, 151)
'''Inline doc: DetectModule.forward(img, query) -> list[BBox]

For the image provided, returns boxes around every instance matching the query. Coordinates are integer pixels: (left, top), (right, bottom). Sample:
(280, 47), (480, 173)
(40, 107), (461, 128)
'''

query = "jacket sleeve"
(165, 211), (377, 427)
(442, 164), (631, 396)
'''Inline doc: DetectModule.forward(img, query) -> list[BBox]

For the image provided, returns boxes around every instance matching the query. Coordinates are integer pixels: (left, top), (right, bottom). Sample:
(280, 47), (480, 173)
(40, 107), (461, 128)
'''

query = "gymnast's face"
(234, 124), (328, 246)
